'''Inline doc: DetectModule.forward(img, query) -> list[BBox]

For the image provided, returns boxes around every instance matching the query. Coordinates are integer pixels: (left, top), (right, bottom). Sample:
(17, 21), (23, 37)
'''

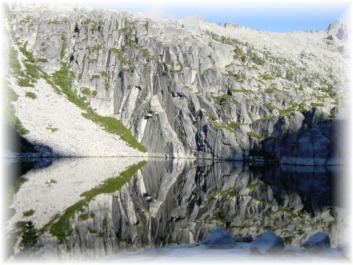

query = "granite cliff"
(5, 4), (350, 163)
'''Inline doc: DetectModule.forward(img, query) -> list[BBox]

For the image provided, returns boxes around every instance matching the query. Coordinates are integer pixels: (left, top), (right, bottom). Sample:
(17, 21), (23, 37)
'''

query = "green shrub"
(105, 81), (110, 91)
(100, 71), (107, 77)
(37, 58), (48, 63)
(23, 210), (34, 217)
(24, 63), (39, 80)
(19, 45), (35, 64)
(90, 74), (100, 81)
(25, 92), (37, 99)
(79, 213), (89, 221)
(81, 87), (91, 95)
(18, 78), (33, 87)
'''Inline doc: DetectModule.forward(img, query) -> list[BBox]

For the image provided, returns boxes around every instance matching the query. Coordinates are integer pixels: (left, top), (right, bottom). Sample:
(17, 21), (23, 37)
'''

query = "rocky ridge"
(6, 4), (350, 163)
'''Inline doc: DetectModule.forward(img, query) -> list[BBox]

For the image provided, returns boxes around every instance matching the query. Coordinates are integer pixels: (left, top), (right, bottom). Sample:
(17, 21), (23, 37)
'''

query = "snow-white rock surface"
(7, 157), (144, 229)
(10, 78), (146, 157)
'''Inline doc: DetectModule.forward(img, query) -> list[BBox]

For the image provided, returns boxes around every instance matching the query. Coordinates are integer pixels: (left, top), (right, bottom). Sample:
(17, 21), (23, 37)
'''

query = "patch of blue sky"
(82, 0), (351, 32)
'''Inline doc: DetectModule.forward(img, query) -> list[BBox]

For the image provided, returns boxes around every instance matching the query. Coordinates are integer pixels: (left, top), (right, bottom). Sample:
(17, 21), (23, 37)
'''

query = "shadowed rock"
(250, 230), (284, 253)
(302, 232), (331, 250)
(201, 228), (237, 249)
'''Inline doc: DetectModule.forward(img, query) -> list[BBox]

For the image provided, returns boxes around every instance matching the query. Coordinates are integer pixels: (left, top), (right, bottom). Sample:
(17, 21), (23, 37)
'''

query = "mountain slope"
(5, 4), (350, 163)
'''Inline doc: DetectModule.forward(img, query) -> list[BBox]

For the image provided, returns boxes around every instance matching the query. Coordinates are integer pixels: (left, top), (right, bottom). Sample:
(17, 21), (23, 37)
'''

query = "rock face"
(201, 228), (237, 248)
(326, 20), (349, 41)
(6, 4), (349, 162)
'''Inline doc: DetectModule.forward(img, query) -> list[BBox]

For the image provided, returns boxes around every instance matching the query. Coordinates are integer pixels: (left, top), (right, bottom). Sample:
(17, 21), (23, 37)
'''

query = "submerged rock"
(302, 232), (331, 250)
(250, 230), (284, 253)
(201, 228), (237, 249)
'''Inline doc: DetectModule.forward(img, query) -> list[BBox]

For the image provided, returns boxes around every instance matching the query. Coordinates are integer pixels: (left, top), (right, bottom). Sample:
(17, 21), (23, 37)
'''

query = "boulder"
(250, 230), (284, 253)
(201, 228), (237, 248)
(242, 235), (253, 243)
(302, 232), (331, 249)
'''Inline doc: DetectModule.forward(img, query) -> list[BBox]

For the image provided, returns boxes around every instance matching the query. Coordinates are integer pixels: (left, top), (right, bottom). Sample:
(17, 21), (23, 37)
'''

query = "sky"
(81, 0), (352, 32)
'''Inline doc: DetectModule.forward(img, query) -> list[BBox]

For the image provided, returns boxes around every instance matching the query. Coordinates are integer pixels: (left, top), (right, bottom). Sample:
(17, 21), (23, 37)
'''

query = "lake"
(5, 157), (349, 260)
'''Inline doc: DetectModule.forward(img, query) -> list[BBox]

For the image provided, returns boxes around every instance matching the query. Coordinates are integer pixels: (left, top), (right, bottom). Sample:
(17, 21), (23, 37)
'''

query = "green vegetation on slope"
(5, 84), (29, 135)
(52, 62), (146, 152)
(45, 161), (146, 244)
(81, 161), (147, 199)
(82, 112), (147, 152)
(52, 63), (88, 110)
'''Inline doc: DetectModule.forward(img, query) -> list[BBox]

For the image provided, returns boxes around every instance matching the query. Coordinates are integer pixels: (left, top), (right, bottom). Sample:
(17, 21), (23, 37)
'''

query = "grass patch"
(246, 183), (260, 190)
(82, 112), (146, 152)
(82, 161), (146, 199)
(9, 47), (22, 75)
(110, 48), (123, 60)
(6, 87), (29, 135)
(253, 115), (274, 123)
(52, 63), (88, 110)
(231, 88), (252, 93)
(311, 102), (325, 108)
(229, 121), (246, 127)
(247, 131), (261, 139)
(49, 200), (86, 244)
(260, 73), (275, 80)
(90, 74), (100, 81)
(25, 92), (37, 99)
(17, 78), (33, 87)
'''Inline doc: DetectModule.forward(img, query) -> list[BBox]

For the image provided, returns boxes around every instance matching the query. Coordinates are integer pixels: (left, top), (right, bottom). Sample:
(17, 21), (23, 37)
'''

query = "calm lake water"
(5, 157), (349, 260)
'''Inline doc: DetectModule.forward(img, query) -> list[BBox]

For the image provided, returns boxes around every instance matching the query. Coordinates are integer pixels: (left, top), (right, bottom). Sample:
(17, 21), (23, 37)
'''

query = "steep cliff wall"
(6, 4), (349, 162)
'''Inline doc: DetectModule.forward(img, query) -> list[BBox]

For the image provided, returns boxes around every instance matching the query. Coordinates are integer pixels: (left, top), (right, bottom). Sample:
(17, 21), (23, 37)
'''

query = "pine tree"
(20, 221), (38, 252)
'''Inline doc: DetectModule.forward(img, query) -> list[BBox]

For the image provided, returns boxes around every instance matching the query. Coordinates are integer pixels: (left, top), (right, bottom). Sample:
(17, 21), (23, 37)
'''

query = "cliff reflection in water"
(8, 158), (347, 260)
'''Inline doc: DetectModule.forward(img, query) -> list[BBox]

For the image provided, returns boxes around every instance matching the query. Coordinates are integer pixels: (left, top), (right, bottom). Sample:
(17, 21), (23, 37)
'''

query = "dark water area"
(6, 158), (349, 260)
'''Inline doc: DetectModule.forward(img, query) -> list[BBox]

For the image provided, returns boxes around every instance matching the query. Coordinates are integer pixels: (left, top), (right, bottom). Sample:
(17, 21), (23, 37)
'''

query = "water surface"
(6, 158), (348, 260)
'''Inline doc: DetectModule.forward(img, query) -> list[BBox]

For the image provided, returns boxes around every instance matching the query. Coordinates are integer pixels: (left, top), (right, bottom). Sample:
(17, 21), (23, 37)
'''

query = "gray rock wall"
(7, 5), (349, 163)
